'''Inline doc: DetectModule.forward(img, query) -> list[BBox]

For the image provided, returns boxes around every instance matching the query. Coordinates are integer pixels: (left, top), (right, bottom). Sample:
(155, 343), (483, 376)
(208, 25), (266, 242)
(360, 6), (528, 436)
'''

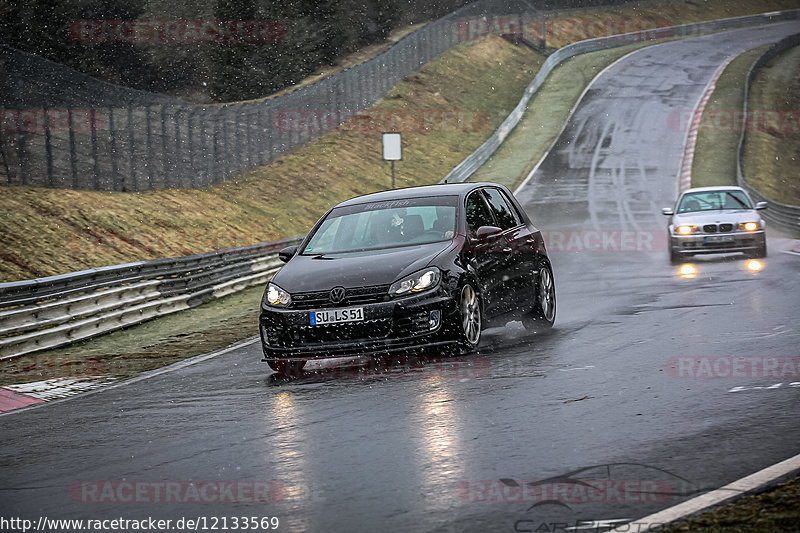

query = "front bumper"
(670, 230), (765, 255)
(260, 289), (457, 361)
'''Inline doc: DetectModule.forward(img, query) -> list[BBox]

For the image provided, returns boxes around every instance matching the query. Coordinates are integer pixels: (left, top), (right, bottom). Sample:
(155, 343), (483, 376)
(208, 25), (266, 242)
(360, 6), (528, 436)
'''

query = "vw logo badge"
(330, 286), (346, 304)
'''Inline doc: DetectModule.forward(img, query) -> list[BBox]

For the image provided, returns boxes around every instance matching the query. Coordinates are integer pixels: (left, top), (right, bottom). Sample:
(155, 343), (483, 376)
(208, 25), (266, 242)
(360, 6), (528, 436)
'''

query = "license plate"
(705, 235), (735, 243)
(310, 307), (364, 325)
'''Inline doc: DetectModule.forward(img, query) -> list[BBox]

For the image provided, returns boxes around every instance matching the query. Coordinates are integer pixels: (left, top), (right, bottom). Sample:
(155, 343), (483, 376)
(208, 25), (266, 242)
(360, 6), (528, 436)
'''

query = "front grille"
(298, 318), (392, 343)
(291, 285), (391, 310)
(702, 223), (735, 234)
(265, 318), (393, 348)
(680, 237), (756, 249)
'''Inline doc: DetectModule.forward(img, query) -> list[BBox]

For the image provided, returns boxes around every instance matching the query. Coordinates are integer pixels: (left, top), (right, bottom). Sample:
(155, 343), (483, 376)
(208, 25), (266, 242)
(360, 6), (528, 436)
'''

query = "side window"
(465, 191), (495, 236)
(483, 188), (520, 230)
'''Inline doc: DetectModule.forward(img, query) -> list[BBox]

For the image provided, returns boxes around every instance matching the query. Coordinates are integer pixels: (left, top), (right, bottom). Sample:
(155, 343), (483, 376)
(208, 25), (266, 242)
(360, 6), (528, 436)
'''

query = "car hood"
(271, 241), (454, 293)
(672, 209), (758, 225)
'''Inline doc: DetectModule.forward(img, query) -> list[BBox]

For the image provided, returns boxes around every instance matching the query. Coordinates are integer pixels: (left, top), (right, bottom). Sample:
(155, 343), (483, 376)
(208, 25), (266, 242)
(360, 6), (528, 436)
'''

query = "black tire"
(749, 240), (767, 259)
(524, 260), (556, 330)
(669, 248), (682, 265)
(457, 282), (482, 353)
(267, 360), (307, 377)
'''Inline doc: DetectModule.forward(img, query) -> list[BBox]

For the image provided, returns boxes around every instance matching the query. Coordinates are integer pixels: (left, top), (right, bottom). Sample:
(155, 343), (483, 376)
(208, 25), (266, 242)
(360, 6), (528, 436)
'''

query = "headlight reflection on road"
(679, 263), (697, 278)
(415, 382), (465, 509)
(746, 259), (764, 272)
(263, 391), (310, 504)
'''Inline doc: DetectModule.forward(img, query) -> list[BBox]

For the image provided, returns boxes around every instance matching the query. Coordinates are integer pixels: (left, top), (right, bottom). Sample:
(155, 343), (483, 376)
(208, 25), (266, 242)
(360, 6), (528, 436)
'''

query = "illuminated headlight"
(263, 282), (292, 307)
(390, 268), (441, 296)
(675, 225), (696, 235)
(739, 221), (759, 232)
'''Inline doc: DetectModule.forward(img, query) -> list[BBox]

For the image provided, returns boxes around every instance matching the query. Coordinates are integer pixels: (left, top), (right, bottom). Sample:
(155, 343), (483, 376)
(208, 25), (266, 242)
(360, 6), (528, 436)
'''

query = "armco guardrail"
(0, 237), (302, 359)
(440, 9), (800, 185)
(737, 32), (800, 235)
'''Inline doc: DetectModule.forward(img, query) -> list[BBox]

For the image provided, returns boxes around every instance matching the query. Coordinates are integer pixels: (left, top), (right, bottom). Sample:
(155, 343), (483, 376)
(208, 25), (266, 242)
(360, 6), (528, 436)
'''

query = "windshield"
(303, 196), (458, 255)
(677, 190), (753, 213)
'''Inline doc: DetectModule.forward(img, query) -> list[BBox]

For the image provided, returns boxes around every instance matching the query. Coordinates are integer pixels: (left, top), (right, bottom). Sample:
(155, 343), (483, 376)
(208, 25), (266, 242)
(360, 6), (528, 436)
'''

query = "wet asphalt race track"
(2, 22), (800, 533)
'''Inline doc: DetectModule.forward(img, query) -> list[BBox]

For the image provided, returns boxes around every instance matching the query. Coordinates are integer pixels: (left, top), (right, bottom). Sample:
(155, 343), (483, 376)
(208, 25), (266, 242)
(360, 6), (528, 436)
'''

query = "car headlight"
(738, 221), (759, 232)
(389, 268), (441, 296)
(263, 282), (292, 307)
(675, 225), (697, 235)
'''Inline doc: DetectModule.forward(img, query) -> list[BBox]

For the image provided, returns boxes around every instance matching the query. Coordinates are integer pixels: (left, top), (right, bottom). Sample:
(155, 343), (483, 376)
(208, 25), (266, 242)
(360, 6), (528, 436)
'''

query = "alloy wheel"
(460, 283), (481, 346)
(538, 265), (555, 323)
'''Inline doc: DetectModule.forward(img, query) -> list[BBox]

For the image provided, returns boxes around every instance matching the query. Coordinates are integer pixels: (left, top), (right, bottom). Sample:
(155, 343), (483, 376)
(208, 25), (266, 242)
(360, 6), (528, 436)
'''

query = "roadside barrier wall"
(736, 32), (800, 234)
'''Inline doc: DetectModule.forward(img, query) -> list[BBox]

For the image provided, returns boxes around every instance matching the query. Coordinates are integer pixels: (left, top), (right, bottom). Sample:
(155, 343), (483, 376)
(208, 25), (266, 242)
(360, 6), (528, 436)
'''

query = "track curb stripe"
(0, 387), (45, 412)
(677, 56), (735, 193)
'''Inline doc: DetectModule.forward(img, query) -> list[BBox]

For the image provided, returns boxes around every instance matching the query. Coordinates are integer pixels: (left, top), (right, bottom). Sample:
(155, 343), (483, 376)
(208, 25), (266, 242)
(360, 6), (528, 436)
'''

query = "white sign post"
(382, 132), (402, 189)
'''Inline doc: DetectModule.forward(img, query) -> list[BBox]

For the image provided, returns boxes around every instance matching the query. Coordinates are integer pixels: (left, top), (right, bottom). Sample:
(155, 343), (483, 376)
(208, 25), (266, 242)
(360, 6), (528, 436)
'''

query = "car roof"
(335, 182), (505, 207)
(681, 186), (747, 195)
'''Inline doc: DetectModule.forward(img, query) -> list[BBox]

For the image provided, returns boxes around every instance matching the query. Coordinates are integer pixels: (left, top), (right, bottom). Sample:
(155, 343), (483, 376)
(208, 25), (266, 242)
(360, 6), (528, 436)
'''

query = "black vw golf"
(259, 182), (556, 374)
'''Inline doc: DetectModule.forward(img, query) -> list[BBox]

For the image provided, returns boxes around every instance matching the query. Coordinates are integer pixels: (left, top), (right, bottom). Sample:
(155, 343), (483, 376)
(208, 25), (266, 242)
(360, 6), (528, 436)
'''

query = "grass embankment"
(742, 43), (800, 205)
(690, 45), (772, 189)
(693, 42), (800, 210)
(659, 475), (800, 532)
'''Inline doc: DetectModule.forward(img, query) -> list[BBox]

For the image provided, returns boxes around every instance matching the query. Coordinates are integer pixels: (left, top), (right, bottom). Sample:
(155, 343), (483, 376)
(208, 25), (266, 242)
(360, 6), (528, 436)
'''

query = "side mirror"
(278, 245), (298, 263)
(755, 201), (768, 210)
(661, 208), (674, 216)
(475, 225), (503, 239)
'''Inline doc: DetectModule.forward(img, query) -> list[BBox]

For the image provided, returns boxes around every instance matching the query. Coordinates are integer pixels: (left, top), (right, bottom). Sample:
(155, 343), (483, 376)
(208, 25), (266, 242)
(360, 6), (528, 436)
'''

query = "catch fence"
(0, 0), (537, 191)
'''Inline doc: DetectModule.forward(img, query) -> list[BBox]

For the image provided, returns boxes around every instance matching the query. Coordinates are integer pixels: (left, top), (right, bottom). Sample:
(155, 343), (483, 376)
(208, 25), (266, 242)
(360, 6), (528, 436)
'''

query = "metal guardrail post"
(127, 104), (135, 192)
(44, 105), (54, 187)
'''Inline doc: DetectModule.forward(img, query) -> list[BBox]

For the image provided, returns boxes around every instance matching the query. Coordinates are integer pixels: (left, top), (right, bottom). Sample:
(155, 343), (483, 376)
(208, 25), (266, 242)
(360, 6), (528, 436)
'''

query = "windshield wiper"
(724, 192), (748, 209)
